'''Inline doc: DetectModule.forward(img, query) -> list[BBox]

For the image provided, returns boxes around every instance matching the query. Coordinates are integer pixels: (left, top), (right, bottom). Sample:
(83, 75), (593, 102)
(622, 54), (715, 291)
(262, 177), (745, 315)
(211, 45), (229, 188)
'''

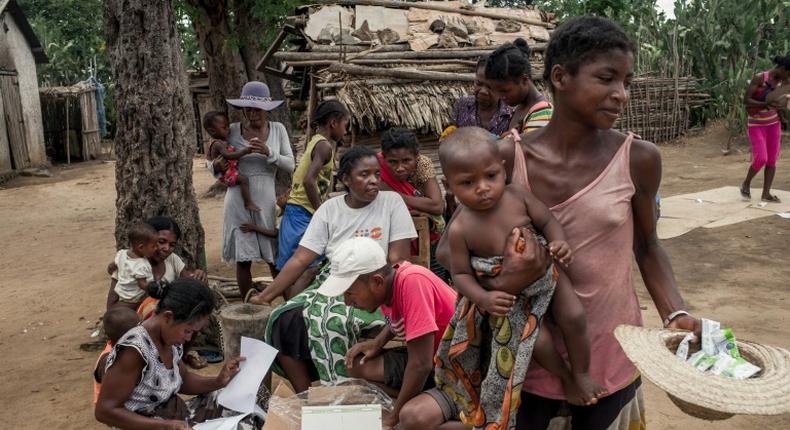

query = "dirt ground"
(0, 123), (788, 429)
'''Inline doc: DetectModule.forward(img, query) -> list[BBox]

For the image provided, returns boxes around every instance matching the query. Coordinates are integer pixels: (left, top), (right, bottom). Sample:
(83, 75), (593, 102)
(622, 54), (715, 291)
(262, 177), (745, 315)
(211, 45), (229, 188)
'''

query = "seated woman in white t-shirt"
(249, 146), (417, 393)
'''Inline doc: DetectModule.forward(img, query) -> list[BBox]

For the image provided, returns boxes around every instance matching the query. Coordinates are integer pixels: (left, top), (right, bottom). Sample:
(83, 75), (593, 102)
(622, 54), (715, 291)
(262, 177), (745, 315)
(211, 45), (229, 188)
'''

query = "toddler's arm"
(212, 140), (250, 160)
(448, 220), (516, 317)
(522, 189), (573, 265)
(135, 277), (150, 294)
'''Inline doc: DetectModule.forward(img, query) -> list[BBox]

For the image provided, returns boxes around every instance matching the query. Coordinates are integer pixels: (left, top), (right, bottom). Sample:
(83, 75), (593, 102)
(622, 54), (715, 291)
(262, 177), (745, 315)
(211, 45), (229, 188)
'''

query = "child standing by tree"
(275, 101), (350, 275)
(112, 223), (159, 310)
(204, 111), (260, 212)
(434, 128), (606, 430)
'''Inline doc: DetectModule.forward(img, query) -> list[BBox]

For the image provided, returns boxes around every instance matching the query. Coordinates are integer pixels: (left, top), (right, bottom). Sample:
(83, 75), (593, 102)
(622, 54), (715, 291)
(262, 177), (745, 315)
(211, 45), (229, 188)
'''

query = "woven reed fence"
(617, 77), (710, 143)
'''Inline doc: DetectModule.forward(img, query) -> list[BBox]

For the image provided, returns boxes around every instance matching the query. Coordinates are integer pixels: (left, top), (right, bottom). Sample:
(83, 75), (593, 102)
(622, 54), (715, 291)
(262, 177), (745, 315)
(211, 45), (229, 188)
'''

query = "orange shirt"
(92, 342), (113, 405)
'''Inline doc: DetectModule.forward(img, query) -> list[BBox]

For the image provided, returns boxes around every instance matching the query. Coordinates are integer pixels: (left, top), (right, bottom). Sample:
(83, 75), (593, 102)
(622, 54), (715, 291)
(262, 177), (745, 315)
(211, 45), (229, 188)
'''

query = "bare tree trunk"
(235, 10), (292, 133)
(105, 0), (205, 269)
(188, 0), (248, 122)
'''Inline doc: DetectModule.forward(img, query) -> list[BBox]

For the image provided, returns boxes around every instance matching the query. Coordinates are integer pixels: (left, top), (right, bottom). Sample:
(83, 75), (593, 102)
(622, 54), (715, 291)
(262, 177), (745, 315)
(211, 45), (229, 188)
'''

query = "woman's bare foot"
(560, 372), (608, 406)
(244, 201), (261, 212)
(740, 184), (751, 200)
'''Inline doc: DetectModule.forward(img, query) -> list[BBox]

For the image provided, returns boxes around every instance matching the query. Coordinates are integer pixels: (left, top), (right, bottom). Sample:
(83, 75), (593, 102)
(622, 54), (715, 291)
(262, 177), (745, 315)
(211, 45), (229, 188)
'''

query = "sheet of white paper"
(301, 404), (382, 430)
(218, 336), (278, 414)
(193, 413), (246, 430)
(777, 212), (790, 219)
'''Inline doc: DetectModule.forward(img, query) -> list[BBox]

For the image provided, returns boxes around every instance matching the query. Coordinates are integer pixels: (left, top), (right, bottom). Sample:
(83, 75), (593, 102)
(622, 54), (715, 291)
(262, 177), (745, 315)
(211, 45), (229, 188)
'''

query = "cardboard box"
(263, 384), (386, 430)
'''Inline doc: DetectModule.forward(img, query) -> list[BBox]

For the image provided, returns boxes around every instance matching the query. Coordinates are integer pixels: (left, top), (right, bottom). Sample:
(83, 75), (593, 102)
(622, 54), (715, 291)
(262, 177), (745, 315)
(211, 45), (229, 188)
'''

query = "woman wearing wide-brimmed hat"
(217, 81), (294, 297)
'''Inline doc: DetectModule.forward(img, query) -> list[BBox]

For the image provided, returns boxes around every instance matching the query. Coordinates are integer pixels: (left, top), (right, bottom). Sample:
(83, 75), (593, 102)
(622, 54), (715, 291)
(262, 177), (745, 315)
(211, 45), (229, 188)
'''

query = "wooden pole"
(306, 68), (318, 138)
(328, 63), (475, 81)
(263, 66), (297, 81)
(65, 97), (70, 165)
(322, 0), (553, 28)
(351, 58), (477, 66)
(310, 44), (410, 53)
(284, 59), (479, 68)
(274, 48), (506, 61)
(317, 78), (422, 88)
(254, 25), (292, 71)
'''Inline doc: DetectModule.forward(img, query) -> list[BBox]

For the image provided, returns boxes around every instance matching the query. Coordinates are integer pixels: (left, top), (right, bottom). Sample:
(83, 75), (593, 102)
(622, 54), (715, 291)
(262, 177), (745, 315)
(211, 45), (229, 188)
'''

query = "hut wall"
(3, 12), (46, 166)
(40, 88), (98, 162)
(78, 90), (100, 160)
(0, 88), (10, 173)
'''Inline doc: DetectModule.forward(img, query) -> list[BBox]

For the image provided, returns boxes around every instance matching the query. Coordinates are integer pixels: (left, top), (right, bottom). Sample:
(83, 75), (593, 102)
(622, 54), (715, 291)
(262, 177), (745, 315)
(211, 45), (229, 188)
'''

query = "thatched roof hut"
(260, 0), (707, 148)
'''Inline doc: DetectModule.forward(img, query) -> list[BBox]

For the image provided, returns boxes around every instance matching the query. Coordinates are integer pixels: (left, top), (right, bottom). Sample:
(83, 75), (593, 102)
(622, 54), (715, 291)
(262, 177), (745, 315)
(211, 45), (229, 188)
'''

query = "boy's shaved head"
(103, 306), (140, 344)
(439, 127), (500, 175)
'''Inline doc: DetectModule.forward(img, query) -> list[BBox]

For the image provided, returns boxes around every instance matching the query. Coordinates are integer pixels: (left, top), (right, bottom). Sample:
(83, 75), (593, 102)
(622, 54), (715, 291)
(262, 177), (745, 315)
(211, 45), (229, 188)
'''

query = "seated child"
(434, 127), (606, 429)
(113, 223), (159, 309)
(92, 306), (140, 405)
(204, 111), (260, 212)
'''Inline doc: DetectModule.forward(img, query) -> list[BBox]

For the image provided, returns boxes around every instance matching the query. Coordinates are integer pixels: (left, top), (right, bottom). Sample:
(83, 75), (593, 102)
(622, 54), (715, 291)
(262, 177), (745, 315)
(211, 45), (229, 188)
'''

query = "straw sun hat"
(614, 325), (790, 420)
(226, 81), (284, 111)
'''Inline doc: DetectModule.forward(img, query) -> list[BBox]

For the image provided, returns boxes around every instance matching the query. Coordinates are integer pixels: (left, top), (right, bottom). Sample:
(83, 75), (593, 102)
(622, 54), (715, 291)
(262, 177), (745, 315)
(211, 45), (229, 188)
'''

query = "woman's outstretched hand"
(188, 269), (207, 283)
(247, 291), (270, 305)
(667, 314), (702, 338)
(478, 227), (549, 294)
(162, 420), (192, 430)
(215, 356), (246, 388)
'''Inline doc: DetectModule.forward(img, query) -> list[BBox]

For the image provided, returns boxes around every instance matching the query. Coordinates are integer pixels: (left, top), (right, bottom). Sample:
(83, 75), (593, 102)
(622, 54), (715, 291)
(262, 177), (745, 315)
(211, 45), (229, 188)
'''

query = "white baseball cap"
(317, 237), (387, 297)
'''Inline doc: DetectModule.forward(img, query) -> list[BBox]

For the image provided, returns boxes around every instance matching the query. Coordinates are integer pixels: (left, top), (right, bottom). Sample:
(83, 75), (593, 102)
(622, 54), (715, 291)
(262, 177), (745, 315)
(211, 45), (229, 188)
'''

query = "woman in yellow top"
(275, 101), (350, 288)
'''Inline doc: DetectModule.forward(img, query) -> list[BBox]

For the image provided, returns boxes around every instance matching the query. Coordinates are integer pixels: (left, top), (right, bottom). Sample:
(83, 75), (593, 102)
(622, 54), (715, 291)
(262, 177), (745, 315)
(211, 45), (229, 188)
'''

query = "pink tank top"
(513, 135), (642, 399)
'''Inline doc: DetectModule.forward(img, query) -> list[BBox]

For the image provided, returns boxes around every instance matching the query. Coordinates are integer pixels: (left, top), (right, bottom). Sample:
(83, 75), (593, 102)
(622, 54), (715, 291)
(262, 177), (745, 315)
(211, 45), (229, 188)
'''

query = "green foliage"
(19, 0), (116, 136)
(18, 0), (109, 86)
(535, 0), (789, 128)
(235, 0), (310, 50)
(175, 2), (204, 71)
(671, 0), (789, 128)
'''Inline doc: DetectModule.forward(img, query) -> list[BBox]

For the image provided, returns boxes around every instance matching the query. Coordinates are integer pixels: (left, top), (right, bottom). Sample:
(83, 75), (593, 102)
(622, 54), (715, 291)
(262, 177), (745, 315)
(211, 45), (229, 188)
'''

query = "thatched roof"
(262, 0), (707, 142)
(260, 0), (554, 134)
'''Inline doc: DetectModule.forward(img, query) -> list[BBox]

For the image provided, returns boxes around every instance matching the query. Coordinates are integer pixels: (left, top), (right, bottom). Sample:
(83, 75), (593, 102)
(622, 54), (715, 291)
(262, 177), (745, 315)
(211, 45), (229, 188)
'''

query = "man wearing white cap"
(318, 237), (457, 428)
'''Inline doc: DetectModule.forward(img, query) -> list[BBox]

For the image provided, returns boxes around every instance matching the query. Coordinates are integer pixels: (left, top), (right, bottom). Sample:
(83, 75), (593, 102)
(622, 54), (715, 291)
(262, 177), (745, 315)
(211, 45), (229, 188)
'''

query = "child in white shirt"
(113, 223), (159, 309)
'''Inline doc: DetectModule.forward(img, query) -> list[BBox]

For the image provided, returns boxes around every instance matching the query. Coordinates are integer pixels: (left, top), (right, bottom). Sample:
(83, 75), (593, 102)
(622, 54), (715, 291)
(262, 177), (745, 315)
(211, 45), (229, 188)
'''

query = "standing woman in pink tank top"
(430, 18), (702, 430)
(508, 17), (702, 430)
(740, 55), (790, 203)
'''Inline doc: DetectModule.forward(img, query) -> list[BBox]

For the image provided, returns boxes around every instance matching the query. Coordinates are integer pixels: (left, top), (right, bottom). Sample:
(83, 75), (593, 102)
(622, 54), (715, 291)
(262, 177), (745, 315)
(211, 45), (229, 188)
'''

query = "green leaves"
(20, 0), (109, 86)
(537, 0), (789, 128)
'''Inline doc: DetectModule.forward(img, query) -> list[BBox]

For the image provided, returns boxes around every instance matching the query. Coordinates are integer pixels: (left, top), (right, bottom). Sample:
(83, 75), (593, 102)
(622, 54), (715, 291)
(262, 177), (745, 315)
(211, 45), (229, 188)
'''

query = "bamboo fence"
(39, 84), (101, 163)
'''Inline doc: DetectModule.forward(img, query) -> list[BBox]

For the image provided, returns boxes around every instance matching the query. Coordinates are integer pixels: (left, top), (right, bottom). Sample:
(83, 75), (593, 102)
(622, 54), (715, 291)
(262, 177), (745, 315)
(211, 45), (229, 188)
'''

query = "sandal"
(184, 350), (208, 369)
(740, 185), (751, 200)
(761, 194), (782, 203)
(198, 350), (224, 364)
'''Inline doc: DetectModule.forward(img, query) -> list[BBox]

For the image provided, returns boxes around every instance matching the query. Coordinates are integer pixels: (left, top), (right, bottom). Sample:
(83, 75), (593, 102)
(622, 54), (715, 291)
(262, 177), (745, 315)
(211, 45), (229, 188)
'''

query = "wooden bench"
(409, 215), (431, 269)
